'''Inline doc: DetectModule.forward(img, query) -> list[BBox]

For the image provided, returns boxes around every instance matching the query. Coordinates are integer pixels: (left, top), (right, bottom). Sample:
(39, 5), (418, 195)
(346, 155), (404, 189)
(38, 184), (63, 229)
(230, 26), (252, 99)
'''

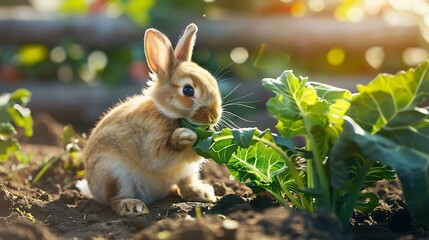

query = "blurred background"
(0, 0), (428, 132)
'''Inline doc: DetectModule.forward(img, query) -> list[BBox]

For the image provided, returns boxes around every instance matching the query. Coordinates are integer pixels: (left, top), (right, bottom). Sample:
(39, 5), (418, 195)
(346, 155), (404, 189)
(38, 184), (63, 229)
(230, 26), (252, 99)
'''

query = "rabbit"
(77, 23), (221, 216)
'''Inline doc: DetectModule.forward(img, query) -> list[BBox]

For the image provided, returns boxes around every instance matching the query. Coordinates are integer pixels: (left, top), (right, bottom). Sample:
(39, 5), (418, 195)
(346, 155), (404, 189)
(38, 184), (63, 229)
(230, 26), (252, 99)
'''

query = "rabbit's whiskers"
(215, 84), (258, 130)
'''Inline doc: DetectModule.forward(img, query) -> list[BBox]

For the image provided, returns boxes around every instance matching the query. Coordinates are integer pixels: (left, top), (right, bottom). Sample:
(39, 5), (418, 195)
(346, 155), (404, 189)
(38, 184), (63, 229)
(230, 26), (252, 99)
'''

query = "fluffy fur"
(79, 23), (221, 216)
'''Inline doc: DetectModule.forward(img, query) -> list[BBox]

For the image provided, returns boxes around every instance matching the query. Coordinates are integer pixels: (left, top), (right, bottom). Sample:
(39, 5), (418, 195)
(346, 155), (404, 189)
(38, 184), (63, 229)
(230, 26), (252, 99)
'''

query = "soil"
(0, 113), (428, 240)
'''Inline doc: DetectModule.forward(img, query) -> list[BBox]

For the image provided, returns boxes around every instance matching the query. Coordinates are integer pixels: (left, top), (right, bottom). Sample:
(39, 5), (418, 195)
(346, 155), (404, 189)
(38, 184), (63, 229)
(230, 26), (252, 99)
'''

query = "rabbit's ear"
(174, 23), (198, 62)
(144, 28), (175, 75)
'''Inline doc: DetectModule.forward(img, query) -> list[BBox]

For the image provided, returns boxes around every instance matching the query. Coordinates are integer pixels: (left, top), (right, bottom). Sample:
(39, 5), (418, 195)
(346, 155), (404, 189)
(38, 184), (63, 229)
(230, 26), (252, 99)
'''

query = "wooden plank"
(0, 9), (421, 53)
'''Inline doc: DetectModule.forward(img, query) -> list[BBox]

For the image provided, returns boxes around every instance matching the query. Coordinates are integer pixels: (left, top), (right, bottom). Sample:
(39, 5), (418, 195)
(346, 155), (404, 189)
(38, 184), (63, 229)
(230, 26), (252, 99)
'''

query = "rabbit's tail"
(76, 179), (94, 198)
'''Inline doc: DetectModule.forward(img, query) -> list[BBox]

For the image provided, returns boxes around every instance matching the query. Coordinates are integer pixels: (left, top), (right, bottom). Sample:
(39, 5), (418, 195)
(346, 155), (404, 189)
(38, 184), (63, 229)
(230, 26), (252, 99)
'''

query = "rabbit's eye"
(183, 85), (194, 97)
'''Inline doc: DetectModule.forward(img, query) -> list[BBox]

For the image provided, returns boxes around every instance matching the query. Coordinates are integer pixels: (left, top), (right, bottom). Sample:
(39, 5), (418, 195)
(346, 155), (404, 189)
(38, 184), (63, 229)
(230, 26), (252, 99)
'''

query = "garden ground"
(0, 113), (427, 240)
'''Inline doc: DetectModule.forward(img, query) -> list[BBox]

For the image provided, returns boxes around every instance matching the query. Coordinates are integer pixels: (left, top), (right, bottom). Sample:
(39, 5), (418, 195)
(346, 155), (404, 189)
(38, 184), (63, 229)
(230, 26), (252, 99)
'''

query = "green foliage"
(60, 0), (155, 26)
(182, 60), (429, 229)
(0, 89), (33, 162)
(32, 124), (86, 185)
(331, 61), (429, 227)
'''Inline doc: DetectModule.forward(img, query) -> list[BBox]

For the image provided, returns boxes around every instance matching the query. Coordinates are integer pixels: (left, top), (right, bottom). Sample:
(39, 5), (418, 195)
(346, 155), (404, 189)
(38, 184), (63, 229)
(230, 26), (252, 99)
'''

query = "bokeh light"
(291, 2), (307, 18)
(230, 47), (249, 64)
(365, 46), (385, 69)
(327, 47), (346, 66)
(79, 64), (97, 84)
(105, 3), (123, 18)
(402, 47), (429, 66)
(347, 7), (364, 22)
(50, 47), (67, 63)
(19, 45), (48, 66)
(69, 44), (84, 60)
(30, 0), (61, 13)
(58, 65), (74, 82)
(88, 51), (108, 71)
(308, 0), (325, 12)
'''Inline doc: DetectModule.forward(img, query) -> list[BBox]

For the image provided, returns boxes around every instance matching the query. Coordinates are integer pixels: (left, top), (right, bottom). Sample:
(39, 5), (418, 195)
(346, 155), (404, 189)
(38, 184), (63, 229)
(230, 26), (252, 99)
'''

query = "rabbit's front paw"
(178, 176), (217, 202)
(180, 182), (217, 203)
(112, 198), (149, 216)
(171, 128), (197, 150)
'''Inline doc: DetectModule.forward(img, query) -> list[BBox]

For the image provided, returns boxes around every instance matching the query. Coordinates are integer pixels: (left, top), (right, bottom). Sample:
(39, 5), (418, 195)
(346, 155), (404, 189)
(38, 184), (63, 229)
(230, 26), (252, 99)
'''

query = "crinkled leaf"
(227, 142), (286, 183)
(262, 71), (323, 138)
(331, 117), (429, 227)
(181, 119), (297, 205)
(347, 60), (429, 134)
(378, 108), (429, 154)
(363, 163), (396, 188)
(354, 192), (379, 214)
(262, 71), (351, 155)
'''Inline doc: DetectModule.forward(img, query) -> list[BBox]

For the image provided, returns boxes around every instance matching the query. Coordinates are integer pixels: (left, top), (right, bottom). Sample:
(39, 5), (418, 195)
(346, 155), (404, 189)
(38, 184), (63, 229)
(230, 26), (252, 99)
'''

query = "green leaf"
(194, 128), (237, 164)
(178, 119), (212, 139)
(354, 192), (379, 214)
(0, 138), (20, 162)
(332, 117), (429, 227)
(8, 104), (33, 137)
(262, 71), (322, 138)
(10, 89), (31, 105)
(228, 142), (286, 183)
(0, 122), (17, 136)
(231, 128), (256, 148)
(262, 71), (352, 154)
(334, 61), (429, 227)
(347, 60), (429, 134)
(0, 92), (12, 122)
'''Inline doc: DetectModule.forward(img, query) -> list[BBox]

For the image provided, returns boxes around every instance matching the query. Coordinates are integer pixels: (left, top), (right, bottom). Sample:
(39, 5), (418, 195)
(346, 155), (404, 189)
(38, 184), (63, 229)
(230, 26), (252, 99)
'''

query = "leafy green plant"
(32, 124), (86, 185)
(182, 60), (429, 229)
(0, 89), (33, 161)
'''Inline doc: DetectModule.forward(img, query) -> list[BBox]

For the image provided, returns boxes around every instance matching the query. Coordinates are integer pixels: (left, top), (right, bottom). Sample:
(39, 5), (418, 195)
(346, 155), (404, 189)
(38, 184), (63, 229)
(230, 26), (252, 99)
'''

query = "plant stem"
(277, 175), (304, 210)
(303, 118), (331, 211)
(338, 159), (373, 228)
(32, 154), (64, 185)
(306, 158), (315, 212)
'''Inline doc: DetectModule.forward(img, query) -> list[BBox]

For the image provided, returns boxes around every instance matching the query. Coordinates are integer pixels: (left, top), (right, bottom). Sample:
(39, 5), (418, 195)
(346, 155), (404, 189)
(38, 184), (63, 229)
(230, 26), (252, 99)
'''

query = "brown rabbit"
(77, 23), (221, 216)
